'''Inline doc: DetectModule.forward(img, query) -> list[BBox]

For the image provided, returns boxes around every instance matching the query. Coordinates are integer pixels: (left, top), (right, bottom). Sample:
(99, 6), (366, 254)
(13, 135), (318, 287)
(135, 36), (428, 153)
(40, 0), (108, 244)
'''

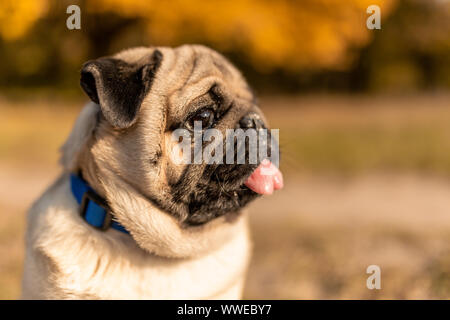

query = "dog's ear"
(80, 50), (162, 129)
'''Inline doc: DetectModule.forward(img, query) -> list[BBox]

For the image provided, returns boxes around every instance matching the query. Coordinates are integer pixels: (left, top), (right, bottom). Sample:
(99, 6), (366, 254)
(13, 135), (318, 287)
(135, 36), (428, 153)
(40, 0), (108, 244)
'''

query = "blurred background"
(1, 0), (449, 299)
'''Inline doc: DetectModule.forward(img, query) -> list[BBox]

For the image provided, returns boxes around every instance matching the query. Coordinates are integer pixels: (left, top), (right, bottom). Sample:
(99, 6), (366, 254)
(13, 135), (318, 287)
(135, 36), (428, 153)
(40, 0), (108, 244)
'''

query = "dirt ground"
(245, 173), (450, 299)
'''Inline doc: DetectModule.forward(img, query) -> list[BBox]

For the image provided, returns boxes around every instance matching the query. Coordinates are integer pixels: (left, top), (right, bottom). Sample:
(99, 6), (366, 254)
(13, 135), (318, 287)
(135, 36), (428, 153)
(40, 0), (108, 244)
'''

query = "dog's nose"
(239, 113), (265, 129)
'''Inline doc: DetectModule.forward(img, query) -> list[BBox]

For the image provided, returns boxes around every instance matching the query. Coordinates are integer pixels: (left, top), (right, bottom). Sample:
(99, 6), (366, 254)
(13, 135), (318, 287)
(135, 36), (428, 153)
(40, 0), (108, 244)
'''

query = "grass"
(284, 124), (450, 175)
(258, 94), (450, 176)
(0, 99), (80, 167)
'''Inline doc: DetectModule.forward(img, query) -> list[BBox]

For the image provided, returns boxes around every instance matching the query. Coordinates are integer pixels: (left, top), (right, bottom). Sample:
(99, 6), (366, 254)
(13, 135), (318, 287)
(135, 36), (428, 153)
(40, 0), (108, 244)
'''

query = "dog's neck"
(74, 148), (248, 259)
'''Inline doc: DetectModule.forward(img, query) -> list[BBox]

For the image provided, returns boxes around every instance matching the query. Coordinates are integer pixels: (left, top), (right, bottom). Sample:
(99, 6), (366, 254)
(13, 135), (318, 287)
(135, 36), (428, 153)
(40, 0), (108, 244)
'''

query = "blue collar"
(70, 173), (129, 234)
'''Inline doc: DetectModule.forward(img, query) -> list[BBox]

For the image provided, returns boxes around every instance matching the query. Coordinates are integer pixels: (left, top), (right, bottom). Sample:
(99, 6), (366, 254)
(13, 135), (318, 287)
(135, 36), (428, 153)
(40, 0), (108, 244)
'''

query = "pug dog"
(22, 45), (283, 299)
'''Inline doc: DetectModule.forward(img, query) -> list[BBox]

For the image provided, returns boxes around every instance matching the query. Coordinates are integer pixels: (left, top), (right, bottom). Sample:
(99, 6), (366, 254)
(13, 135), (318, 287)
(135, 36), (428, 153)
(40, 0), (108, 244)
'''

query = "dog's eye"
(186, 108), (215, 130)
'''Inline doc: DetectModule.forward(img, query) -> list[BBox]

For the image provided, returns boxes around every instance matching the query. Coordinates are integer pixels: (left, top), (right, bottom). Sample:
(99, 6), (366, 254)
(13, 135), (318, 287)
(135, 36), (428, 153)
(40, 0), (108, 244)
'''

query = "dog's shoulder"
(23, 173), (86, 298)
(23, 173), (135, 298)
(26, 173), (78, 246)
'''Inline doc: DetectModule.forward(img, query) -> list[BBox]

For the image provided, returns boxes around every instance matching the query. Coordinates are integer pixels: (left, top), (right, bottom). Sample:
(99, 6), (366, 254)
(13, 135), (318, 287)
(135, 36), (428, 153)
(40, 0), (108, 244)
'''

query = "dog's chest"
(25, 228), (250, 299)
(56, 234), (249, 299)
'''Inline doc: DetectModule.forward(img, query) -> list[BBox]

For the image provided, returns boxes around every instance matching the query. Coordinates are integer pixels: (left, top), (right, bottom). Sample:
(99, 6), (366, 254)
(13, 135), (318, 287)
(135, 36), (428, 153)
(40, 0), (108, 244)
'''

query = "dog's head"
(61, 45), (282, 256)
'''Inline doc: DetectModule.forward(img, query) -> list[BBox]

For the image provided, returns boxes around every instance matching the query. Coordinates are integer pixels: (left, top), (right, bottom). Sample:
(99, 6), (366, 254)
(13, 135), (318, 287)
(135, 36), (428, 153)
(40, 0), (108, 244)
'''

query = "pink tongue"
(244, 159), (283, 195)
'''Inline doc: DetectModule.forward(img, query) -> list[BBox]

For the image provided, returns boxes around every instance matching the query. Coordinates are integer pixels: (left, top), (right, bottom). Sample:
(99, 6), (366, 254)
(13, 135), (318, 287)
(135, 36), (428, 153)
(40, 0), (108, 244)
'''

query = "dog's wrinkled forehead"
(115, 45), (248, 90)
(118, 45), (253, 109)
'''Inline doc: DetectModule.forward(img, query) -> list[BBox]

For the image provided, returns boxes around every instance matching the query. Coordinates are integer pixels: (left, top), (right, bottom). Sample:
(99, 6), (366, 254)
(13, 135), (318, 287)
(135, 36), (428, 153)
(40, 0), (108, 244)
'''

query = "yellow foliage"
(0, 0), (398, 71)
(0, 0), (48, 40)
(89, 0), (398, 71)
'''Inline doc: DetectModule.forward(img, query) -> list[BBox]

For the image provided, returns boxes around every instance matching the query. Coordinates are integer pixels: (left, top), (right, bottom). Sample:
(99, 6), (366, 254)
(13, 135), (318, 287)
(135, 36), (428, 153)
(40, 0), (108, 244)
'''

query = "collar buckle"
(80, 190), (112, 231)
